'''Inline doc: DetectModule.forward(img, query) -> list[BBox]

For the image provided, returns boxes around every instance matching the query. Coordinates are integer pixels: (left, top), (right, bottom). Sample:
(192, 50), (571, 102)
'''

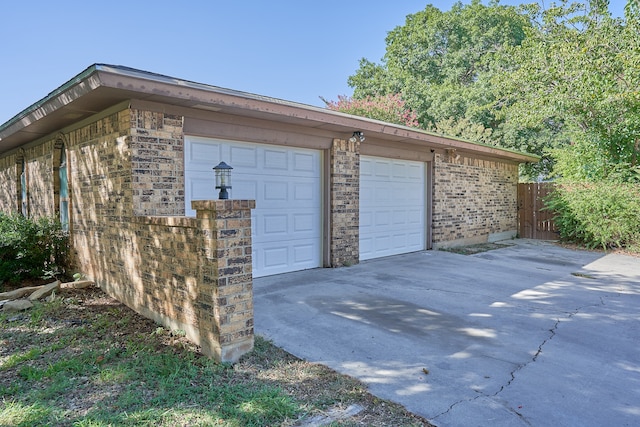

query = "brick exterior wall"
(0, 154), (19, 213)
(0, 101), (521, 360)
(131, 110), (185, 216)
(0, 107), (254, 362)
(432, 152), (519, 247)
(329, 138), (360, 266)
(25, 142), (56, 218)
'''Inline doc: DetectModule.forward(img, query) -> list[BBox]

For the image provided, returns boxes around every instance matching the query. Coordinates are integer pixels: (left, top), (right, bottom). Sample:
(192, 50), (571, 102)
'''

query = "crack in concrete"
(487, 301), (605, 422)
(496, 299), (608, 397)
(431, 314), (564, 423)
(432, 394), (482, 423)
(495, 316), (562, 396)
(432, 304), (593, 425)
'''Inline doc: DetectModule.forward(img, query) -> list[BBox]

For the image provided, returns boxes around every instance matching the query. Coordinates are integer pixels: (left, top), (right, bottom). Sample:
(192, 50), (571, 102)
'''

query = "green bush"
(0, 213), (69, 286)
(545, 182), (640, 250)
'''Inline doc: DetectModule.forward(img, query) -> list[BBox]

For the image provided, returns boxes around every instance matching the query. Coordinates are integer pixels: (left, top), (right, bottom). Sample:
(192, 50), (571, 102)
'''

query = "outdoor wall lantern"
(349, 131), (365, 143)
(213, 161), (233, 200)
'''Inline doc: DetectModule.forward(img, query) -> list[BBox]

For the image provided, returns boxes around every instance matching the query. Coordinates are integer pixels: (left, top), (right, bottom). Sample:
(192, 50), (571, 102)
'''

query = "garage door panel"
(263, 247), (288, 268)
(361, 159), (373, 176)
(360, 155), (426, 261)
(258, 241), (319, 275)
(262, 214), (288, 235)
(360, 212), (373, 228)
(190, 141), (222, 165)
(233, 179), (258, 200)
(293, 152), (317, 172)
(392, 163), (407, 178)
(393, 210), (407, 225)
(186, 171), (216, 200)
(373, 161), (390, 177)
(407, 164), (423, 179)
(360, 236), (374, 255)
(360, 185), (374, 201)
(185, 136), (322, 277)
(230, 145), (258, 167)
(264, 149), (288, 170)
(294, 181), (316, 200)
(392, 234), (408, 249)
(293, 244), (315, 263)
(375, 211), (391, 226)
(407, 209), (423, 224)
(293, 213), (315, 232)
(264, 181), (288, 201)
(374, 190), (392, 205)
(407, 232), (423, 247)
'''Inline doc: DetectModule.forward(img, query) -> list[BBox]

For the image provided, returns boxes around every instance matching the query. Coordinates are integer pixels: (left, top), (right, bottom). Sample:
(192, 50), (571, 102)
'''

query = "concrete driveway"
(253, 239), (640, 426)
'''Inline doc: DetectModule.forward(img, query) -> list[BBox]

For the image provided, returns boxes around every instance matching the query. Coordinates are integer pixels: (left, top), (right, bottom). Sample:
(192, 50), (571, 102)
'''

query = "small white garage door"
(185, 136), (323, 277)
(359, 155), (426, 260)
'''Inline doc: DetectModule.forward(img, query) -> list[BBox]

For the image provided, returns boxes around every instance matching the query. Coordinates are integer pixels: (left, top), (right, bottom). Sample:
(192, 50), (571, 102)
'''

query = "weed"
(1, 348), (44, 371)
(571, 272), (597, 279)
(0, 400), (52, 426)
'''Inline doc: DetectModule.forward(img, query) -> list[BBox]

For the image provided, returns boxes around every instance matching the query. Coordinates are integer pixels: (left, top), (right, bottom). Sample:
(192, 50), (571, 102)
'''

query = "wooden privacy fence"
(518, 183), (559, 240)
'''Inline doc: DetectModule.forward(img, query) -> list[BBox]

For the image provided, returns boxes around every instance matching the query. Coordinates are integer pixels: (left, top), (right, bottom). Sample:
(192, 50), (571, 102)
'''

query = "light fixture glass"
(213, 161), (233, 200)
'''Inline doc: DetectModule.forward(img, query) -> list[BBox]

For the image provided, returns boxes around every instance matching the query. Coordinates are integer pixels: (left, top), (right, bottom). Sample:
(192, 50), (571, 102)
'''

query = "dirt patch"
(439, 242), (512, 255)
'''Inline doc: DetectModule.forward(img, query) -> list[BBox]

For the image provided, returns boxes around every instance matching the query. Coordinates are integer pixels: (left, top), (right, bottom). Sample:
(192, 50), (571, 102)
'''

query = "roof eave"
(0, 64), (539, 163)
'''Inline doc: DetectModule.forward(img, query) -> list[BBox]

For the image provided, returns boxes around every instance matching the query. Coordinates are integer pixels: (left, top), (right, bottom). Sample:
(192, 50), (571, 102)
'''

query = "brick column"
(329, 138), (360, 266)
(192, 199), (255, 363)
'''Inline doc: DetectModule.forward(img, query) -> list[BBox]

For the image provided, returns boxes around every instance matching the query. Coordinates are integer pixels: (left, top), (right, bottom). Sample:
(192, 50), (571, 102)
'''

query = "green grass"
(0, 287), (429, 426)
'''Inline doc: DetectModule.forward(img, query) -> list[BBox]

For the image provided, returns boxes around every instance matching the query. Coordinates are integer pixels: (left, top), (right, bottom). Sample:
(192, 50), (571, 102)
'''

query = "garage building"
(0, 64), (537, 359)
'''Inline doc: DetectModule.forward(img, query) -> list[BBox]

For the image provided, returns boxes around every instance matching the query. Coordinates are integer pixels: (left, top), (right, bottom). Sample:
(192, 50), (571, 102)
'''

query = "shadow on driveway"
(254, 239), (640, 427)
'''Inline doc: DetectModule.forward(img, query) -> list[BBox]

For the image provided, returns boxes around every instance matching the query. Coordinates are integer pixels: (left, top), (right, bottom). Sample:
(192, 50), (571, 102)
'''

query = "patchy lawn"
(0, 286), (432, 426)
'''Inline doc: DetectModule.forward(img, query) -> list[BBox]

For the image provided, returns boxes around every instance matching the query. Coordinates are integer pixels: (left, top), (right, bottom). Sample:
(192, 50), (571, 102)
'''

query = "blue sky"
(0, 0), (626, 125)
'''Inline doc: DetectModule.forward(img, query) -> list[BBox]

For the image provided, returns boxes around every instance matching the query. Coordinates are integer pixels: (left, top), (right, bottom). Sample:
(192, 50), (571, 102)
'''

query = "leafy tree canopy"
(328, 0), (640, 181)
(348, 0), (529, 132)
(496, 0), (640, 182)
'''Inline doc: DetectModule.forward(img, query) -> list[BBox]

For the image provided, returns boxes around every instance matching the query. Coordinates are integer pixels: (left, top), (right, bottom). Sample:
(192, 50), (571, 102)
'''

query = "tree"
(347, 0), (530, 135)
(496, 0), (640, 182)
(328, 0), (639, 181)
(626, 0), (640, 20)
(323, 94), (419, 128)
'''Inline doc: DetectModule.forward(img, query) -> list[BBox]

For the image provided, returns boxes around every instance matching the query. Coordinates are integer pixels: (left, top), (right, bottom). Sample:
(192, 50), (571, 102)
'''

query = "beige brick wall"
(0, 145), (58, 217)
(329, 138), (360, 266)
(192, 199), (255, 360)
(0, 154), (19, 213)
(23, 142), (56, 218)
(0, 107), (253, 362)
(432, 152), (518, 247)
(0, 102), (519, 361)
(131, 110), (185, 216)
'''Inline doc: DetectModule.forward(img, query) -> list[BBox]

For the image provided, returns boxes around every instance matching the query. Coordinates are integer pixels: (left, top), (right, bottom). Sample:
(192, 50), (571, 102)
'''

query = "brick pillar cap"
(192, 200), (256, 211)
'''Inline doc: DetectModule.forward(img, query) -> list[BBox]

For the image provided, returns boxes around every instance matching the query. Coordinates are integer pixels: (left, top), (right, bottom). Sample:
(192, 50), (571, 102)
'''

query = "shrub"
(545, 182), (640, 250)
(0, 213), (69, 285)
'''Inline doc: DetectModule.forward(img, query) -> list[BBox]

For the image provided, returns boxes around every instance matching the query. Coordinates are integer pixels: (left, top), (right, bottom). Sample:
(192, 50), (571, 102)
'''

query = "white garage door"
(359, 155), (426, 260)
(185, 136), (322, 277)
